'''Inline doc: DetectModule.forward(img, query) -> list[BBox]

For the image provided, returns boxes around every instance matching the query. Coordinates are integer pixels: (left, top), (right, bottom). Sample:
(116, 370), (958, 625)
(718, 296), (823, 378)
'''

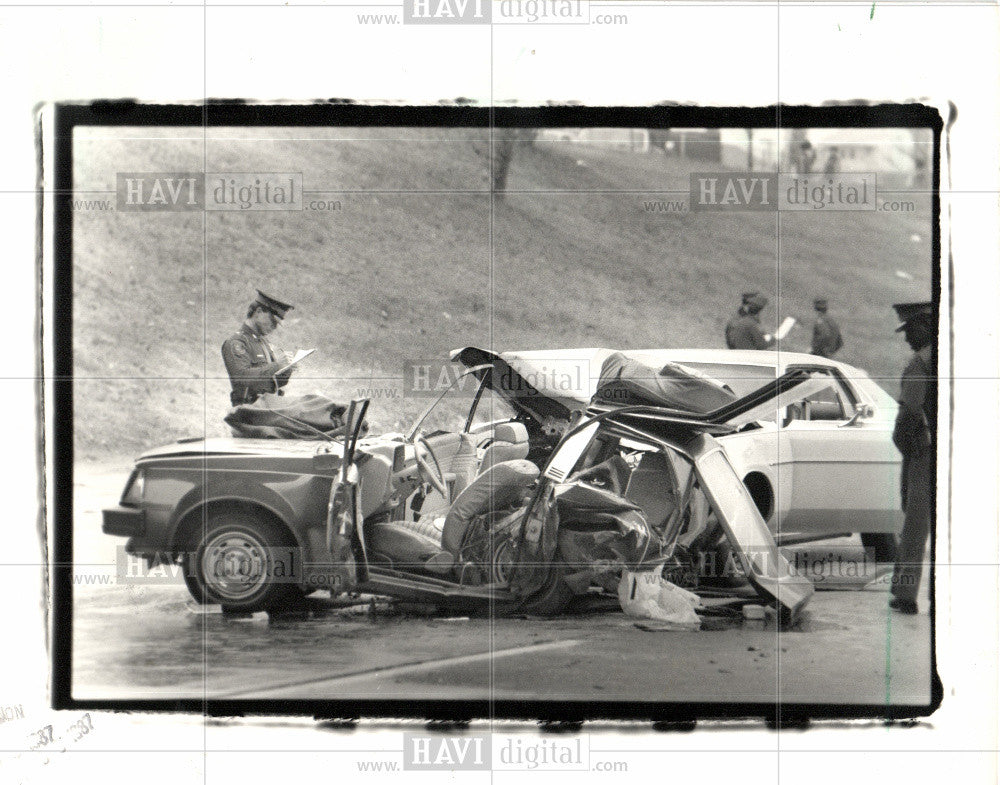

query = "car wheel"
(519, 560), (574, 616)
(860, 533), (898, 563)
(183, 511), (300, 612)
(489, 534), (517, 585)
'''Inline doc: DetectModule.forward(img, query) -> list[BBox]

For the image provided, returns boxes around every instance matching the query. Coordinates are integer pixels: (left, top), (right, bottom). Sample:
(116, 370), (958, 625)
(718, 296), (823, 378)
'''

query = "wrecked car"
(455, 347), (905, 559)
(103, 350), (819, 622)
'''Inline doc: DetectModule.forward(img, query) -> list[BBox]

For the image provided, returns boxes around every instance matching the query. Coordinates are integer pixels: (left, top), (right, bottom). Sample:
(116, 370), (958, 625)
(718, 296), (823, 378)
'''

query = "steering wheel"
(414, 433), (448, 499)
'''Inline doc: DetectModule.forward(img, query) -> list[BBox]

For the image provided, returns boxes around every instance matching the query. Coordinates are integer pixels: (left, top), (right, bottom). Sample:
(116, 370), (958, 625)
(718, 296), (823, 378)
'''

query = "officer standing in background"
(798, 141), (816, 174)
(222, 290), (295, 406)
(810, 297), (844, 358)
(725, 292), (773, 350)
(724, 293), (752, 349)
(823, 145), (841, 175)
(889, 301), (936, 615)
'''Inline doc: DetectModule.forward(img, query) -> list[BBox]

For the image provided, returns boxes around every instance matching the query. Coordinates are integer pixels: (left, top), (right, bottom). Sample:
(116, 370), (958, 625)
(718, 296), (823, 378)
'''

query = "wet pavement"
(71, 464), (933, 706)
(71, 582), (932, 705)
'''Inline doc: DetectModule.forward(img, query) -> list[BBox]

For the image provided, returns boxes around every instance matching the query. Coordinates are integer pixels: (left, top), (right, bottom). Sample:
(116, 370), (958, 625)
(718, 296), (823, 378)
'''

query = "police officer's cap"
(254, 290), (294, 319)
(892, 301), (933, 332)
(813, 297), (828, 311)
(746, 293), (768, 311)
(741, 291), (759, 304)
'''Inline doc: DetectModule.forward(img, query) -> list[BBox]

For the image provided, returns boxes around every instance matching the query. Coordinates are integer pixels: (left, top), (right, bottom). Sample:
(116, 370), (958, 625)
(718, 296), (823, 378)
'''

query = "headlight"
(120, 469), (145, 506)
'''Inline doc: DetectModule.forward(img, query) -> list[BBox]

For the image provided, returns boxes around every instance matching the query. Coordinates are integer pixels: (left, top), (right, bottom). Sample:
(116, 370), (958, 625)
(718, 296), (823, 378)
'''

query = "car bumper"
(102, 506), (146, 538)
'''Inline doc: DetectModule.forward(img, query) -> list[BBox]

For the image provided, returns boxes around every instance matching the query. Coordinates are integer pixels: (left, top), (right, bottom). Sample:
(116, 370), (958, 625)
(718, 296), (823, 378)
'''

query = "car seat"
(478, 422), (530, 475)
(804, 400), (844, 420)
(441, 459), (539, 555)
(623, 452), (679, 535)
(368, 459), (539, 574)
(448, 432), (479, 497)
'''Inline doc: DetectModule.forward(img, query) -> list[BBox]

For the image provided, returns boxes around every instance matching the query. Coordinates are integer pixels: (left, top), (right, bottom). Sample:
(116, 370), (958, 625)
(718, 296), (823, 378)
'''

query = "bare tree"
(492, 136), (515, 196)
(490, 128), (537, 199)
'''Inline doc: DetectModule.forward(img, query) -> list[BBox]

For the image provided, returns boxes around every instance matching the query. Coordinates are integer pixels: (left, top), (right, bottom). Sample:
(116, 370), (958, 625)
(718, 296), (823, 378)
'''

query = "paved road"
(71, 465), (933, 707)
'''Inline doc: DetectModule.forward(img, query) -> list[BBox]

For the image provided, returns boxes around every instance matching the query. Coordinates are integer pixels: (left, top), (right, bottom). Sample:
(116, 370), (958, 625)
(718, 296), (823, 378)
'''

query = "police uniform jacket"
(892, 344), (934, 458)
(725, 313), (770, 350)
(222, 323), (292, 405)
(811, 314), (844, 357)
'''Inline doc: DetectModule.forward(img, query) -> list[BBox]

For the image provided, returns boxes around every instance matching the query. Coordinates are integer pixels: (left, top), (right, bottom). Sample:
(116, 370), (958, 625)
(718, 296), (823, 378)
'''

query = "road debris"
(619, 570), (701, 630)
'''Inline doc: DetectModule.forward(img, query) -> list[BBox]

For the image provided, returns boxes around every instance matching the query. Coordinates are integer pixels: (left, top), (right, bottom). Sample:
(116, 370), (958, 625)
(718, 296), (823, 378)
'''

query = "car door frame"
(325, 399), (372, 585)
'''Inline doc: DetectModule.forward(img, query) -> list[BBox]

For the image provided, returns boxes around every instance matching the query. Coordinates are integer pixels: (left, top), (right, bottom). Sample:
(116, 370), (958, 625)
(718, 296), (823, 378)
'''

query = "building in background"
(537, 127), (650, 152)
(720, 128), (931, 188)
(535, 126), (928, 189)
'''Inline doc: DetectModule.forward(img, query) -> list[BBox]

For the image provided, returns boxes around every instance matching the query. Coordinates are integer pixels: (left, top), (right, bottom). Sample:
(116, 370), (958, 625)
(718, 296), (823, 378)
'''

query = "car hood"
(136, 437), (346, 462)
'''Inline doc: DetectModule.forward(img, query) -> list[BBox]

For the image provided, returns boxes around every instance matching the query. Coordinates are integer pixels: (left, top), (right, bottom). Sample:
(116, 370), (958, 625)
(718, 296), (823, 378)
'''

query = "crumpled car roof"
(451, 347), (736, 422)
(592, 351), (737, 412)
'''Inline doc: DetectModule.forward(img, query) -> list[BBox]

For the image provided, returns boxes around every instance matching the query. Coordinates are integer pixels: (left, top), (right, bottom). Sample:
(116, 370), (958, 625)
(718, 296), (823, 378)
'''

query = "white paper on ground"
(618, 569), (702, 630)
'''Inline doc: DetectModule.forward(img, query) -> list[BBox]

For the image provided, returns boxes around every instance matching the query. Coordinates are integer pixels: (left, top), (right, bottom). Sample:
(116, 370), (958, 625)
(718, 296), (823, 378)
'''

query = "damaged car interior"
(325, 362), (816, 623)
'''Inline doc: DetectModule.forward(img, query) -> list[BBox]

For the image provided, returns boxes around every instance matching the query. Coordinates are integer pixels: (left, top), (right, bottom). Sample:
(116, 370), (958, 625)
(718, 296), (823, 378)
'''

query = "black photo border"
(49, 101), (944, 723)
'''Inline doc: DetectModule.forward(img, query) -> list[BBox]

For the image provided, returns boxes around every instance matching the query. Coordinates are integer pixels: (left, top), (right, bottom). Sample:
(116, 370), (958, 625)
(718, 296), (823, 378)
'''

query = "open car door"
(687, 435), (814, 621)
(325, 398), (371, 587)
(537, 409), (814, 622)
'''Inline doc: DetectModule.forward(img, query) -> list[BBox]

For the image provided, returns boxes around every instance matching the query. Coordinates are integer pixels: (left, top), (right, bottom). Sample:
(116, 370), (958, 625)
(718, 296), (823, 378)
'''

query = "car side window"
(467, 387), (517, 434)
(792, 370), (849, 421)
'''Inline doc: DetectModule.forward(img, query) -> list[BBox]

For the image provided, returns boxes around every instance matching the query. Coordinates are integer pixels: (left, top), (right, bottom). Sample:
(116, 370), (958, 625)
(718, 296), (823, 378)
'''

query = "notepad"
(774, 317), (796, 341)
(276, 348), (315, 375)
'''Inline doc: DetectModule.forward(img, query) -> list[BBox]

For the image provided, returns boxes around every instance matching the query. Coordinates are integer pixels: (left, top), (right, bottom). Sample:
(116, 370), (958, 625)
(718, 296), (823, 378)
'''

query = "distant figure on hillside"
(823, 146), (841, 175)
(793, 141), (816, 175)
(222, 290), (295, 406)
(725, 292), (773, 350)
(810, 298), (844, 358)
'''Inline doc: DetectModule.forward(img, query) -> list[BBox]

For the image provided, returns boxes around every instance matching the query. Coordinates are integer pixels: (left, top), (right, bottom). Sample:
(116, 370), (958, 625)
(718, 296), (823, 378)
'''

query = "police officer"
(725, 292), (773, 350)
(222, 290), (295, 406)
(797, 141), (816, 174)
(810, 298), (844, 358)
(724, 292), (754, 348)
(822, 145), (840, 175)
(889, 301), (935, 615)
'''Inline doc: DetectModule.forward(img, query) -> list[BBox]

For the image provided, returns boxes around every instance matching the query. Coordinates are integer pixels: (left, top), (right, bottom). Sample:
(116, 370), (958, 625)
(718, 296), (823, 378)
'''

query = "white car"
(643, 350), (902, 555)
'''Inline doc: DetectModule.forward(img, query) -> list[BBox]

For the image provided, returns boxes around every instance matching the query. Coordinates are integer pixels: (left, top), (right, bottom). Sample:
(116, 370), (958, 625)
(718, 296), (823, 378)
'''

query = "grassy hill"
(72, 127), (932, 460)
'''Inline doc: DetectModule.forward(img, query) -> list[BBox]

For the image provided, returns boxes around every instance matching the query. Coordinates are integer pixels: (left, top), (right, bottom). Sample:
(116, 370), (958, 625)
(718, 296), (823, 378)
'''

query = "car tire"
(183, 511), (301, 613)
(489, 531), (519, 585)
(519, 560), (574, 616)
(860, 532), (898, 563)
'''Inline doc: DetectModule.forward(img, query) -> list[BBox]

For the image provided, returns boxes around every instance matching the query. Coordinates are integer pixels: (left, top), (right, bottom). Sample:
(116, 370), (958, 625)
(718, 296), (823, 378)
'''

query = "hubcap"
(200, 530), (269, 601)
